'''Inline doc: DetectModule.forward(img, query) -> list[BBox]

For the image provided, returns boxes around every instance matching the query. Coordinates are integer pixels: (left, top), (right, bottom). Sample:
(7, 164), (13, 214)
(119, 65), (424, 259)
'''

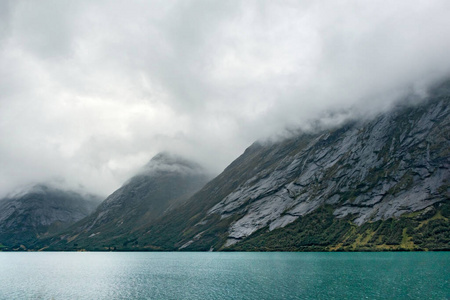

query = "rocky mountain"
(42, 153), (211, 250)
(209, 97), (449, 248)
(0, 185), (100, 250)
(42, 81), (449, 252)
(121, 82), (449, 252)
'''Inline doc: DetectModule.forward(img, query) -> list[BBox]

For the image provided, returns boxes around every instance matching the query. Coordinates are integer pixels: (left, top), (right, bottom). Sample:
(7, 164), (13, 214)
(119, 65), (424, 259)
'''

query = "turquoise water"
(0, 252), (448, 299)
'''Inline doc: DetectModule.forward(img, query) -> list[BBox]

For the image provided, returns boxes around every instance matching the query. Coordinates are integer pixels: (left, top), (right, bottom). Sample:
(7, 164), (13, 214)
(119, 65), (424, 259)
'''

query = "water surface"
(0, 252), (448, 299)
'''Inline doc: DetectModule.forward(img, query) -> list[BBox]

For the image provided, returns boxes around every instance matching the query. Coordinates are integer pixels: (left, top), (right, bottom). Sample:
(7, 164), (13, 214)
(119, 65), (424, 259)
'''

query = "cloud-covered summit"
(1, 0), (449, 197)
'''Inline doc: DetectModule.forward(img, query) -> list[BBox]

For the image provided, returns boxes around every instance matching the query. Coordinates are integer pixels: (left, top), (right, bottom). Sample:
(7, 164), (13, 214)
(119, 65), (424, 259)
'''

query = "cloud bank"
(1, 0), (450, 197)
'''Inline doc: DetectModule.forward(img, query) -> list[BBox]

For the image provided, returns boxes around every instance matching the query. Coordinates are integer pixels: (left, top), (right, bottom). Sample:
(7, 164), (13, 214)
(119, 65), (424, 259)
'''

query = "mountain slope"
(44, 153), (211, 250)
(211, 97), (449, 247)
(131, 83), (449, 251)
(0, 185), (100, 250)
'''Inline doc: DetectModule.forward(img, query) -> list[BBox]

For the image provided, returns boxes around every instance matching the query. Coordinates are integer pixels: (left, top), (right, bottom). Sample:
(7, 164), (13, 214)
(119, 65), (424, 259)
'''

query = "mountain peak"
(142, 152), (204, 175)
(6, 183), (59, 199)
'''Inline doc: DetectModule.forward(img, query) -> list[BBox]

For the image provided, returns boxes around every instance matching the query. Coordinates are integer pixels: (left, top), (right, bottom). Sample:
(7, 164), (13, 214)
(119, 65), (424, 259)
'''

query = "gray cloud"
(1, 0), (450, 197)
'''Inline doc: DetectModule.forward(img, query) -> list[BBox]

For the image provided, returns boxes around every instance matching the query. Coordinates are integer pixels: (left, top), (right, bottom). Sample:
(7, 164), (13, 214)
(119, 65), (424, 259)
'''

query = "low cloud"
(1, 0), (449, 197)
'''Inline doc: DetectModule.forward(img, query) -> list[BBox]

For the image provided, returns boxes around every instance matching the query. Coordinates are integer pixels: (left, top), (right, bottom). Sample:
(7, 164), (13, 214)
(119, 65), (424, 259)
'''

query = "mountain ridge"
(11, 82), (450, 252)
(129, 87), (449, 252)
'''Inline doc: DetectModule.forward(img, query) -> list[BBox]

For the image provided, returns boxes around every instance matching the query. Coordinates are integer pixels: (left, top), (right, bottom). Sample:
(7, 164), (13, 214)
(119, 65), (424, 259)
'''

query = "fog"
(1, 0), (449, 197)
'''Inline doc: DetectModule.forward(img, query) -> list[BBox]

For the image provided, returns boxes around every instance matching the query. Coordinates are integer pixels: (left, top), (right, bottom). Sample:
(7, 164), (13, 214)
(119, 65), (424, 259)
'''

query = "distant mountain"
(0, 185), (100, 250)
(43, 153), (211, 250)
(108, 81), (448, 252)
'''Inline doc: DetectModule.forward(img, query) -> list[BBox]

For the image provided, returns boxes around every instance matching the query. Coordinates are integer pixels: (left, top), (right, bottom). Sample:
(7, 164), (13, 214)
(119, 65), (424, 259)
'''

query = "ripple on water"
(0, 252), (448, 299)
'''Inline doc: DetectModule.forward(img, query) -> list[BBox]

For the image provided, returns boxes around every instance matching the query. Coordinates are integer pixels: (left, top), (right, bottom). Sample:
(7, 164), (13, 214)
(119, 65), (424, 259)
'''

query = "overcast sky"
(1, 0), (450, 197)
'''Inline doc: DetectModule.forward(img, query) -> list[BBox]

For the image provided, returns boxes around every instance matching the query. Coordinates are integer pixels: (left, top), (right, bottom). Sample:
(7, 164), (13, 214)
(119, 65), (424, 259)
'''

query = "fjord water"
(0, 252), (448, 299)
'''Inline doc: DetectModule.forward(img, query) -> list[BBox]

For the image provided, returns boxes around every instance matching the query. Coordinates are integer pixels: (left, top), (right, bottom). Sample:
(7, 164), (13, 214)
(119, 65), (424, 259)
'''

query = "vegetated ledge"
(225, 202), (450, 252)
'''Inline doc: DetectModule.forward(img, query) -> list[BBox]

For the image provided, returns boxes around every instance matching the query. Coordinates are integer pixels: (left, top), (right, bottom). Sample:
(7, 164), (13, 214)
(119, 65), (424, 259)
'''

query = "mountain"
(0, 185), (100, 250)
(42, 81), (449, 252)
(121, 82), (449, 252)
(43, 153), (211, 250)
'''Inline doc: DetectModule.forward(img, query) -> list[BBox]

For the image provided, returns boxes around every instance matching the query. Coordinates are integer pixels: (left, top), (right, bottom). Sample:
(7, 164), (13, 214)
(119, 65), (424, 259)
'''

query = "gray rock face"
(208, 95), (449, 245)
(0, 185), (100, 247)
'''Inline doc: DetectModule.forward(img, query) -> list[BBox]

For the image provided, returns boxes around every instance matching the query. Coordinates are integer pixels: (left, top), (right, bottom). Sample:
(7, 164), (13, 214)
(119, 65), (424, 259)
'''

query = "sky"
(1, 0), (450, 198)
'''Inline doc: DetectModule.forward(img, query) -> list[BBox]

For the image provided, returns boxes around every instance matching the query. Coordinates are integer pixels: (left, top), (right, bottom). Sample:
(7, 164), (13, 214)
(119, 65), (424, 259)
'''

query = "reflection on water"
(0, 252), (448, 299)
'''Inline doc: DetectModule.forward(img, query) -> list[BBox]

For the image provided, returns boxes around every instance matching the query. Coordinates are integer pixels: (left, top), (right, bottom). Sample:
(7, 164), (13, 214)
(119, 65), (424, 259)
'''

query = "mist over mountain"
(40, 153), (211, 250)
(140, 84), (450, 251)
(0, 184), (100, 249)
(38, 81), (450, 251)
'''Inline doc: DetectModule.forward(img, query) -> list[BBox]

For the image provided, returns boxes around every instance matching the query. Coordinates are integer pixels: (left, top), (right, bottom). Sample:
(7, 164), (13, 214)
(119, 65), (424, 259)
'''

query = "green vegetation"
(229, 202), (450, 251)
